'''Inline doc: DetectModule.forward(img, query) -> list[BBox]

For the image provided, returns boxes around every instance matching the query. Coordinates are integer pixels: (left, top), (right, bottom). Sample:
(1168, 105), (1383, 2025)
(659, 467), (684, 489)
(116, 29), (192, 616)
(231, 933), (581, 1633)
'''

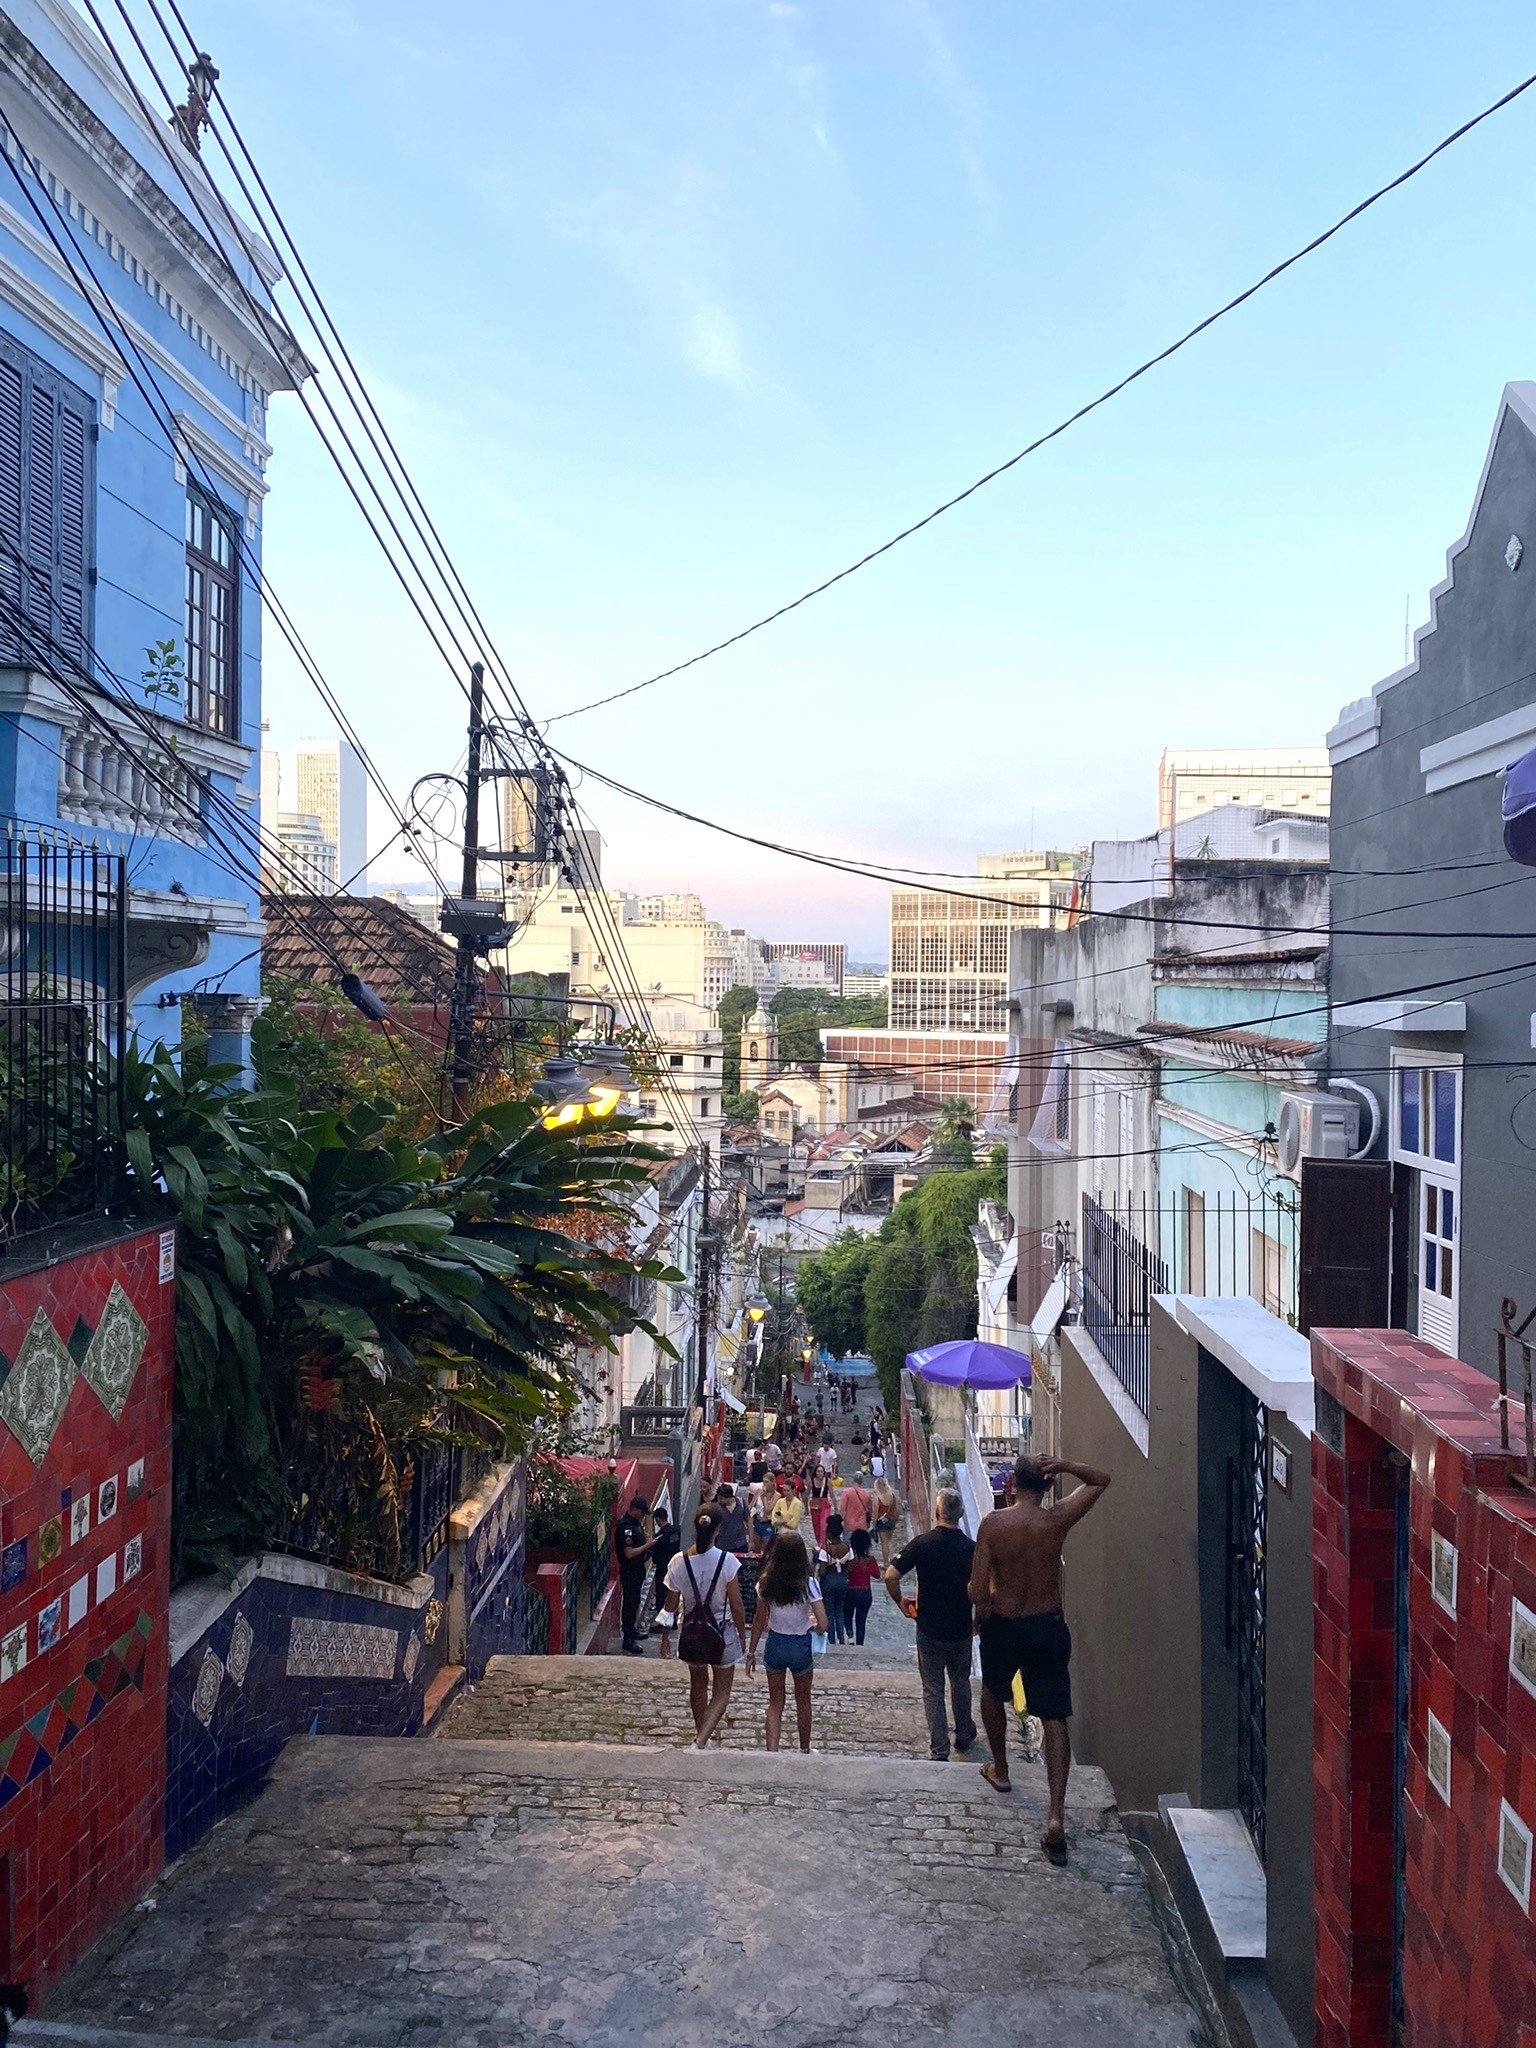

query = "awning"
(982, 1035), (1023, 1136)
(1029, 1273), (1068, 1344)
(984, 1237), (1018, 1315)
(718, 1387), (747, 1414)
(1027, 1041), (1072, 1157)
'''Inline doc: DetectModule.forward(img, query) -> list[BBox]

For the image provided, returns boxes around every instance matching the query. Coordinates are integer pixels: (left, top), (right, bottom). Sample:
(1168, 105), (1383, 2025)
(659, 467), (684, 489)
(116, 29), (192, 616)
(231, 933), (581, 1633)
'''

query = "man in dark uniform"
(615, 1494), (655, 1655)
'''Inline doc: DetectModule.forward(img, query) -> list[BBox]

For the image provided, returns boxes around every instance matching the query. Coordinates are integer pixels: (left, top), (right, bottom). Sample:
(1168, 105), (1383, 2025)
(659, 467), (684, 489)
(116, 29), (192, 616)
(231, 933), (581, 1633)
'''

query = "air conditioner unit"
(1276, 1090), (1360, 1175)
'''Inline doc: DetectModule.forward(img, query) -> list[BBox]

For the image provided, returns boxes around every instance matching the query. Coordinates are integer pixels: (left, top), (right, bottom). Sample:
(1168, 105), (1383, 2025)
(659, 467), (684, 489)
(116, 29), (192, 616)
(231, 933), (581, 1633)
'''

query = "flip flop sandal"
(979, 1765), (1013, 1795)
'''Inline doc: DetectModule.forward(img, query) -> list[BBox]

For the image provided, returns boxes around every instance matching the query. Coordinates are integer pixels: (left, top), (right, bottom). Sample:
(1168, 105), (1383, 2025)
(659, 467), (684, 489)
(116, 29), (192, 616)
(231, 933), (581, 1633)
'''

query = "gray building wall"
(1329, 391), (1536, 1377)
(1059, 1301), (1314, 2048)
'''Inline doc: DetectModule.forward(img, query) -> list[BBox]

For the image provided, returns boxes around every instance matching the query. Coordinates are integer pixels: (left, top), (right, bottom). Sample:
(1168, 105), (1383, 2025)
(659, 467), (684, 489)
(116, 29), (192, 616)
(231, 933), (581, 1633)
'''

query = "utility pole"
(447, 661), (486, 1115)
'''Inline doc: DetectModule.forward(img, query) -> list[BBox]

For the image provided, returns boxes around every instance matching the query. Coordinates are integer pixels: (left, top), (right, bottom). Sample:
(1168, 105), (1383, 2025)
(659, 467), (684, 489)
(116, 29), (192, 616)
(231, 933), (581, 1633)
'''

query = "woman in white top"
(657, 1509), (747, 1749)
(746, 1533), (828, 1752)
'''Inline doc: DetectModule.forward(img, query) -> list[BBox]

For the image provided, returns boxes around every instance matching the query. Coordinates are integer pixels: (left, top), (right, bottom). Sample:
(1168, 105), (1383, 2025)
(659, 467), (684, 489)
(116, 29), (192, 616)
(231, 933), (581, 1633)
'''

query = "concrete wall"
(1058, 1307), (1205, 1812)
(1329, 392), (1536, 1377)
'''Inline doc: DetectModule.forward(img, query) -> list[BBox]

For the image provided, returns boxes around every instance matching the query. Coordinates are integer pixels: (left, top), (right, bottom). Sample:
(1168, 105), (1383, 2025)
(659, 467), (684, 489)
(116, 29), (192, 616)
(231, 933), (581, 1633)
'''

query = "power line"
(544, 67), (1536, 725)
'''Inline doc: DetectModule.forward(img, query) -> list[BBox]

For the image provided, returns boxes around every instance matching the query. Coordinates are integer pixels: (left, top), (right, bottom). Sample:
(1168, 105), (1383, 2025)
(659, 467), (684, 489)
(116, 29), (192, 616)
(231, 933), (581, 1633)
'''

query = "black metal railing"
(1, 822), (127, 1246)
(403, 1439), (462, 1573)
(1081, 1196), (1168, 1415)
(523, 1579), (552, 1655)
(587, 1514), (613, 1610)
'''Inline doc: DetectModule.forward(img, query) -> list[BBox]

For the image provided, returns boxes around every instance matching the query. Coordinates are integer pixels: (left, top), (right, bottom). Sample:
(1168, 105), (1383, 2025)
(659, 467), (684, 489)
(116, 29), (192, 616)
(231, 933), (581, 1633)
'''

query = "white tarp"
(984, 1236), (1018, 1315)
(1029, 1272), (1068, 1343)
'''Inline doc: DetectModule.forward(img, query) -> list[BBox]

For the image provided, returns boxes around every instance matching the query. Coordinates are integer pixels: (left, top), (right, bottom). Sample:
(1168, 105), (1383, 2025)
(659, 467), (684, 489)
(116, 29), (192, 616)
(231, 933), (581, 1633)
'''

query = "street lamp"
(746, 1291), (770, 1323)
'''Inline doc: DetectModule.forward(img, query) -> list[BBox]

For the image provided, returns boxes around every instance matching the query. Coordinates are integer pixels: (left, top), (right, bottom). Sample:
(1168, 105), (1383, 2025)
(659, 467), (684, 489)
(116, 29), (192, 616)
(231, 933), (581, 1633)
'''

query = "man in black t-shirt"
(884, 1488), (976, 1760)
(615, 1495), (654, 1655)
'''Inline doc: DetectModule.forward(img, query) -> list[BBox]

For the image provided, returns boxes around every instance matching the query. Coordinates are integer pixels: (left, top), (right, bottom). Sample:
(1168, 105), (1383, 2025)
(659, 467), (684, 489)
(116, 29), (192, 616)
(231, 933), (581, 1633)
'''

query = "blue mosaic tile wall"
(464, 1462), (526, 1681)
(165, 1553), (448, 1862)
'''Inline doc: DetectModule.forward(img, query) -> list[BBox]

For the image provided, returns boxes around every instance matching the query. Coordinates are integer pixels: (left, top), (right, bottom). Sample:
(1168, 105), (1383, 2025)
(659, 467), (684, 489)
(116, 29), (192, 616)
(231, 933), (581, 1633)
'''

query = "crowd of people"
(618, 1403), (1113, 1865)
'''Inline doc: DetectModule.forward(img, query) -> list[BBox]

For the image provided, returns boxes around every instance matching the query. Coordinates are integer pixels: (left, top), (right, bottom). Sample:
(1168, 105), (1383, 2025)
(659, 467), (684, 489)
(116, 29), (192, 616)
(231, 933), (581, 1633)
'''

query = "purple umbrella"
(907, 1340), (1032, 1389)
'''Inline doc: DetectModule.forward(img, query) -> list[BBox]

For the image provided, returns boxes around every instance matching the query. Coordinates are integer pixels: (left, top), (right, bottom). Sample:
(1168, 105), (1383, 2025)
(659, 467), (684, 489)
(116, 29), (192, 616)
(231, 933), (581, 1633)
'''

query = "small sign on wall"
(1499, 1801), (1533, 1911)
(1431, 1531), (1458, 1617)
(1269, 1439), (1292, 1494)
(158, 1232), (176, 1285)
(1427, 1711), (1452, 1805)
(1513, 1598), (1536, 1701)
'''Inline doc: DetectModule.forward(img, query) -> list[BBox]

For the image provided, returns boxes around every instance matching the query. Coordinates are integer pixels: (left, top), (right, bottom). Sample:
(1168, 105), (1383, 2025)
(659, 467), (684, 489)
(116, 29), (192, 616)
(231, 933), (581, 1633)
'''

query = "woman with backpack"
(655, 1508), (747, 1749)
(745, 1535), (828, 1752)
(844, 1527), (880, 1645)
(816, 1512), (852, 1645)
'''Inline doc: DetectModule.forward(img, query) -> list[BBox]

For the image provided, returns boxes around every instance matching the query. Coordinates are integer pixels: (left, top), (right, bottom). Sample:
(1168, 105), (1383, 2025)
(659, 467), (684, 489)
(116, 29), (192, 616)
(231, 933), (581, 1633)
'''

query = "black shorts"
(979, 1611), (1073, 1722)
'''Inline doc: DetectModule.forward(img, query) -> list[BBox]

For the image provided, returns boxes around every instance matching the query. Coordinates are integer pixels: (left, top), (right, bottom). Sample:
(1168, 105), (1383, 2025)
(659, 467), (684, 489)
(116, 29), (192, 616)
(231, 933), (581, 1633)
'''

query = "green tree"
(721, 1089), (759, 1124)
(716, 984), (760, 1092)
(863, 1219), (926, 1412)
(796, 1226), (876, 1360)
(931, 1095), (977, 1164)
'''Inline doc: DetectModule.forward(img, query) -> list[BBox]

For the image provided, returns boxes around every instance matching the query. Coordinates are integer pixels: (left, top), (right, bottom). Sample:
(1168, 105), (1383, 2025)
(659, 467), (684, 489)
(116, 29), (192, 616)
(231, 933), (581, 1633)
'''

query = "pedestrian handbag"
(679, 1553), (729, 1665)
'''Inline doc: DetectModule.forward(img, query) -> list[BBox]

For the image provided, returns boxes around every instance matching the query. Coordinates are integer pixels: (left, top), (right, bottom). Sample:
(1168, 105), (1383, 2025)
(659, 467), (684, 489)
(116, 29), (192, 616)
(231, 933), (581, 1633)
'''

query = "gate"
(1226, 1388), (1269, 1861)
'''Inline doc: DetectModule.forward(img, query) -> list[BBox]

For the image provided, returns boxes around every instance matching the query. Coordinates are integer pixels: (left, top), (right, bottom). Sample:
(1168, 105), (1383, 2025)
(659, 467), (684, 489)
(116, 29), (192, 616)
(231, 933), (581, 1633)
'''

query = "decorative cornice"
(0, 239), (120, 422)
(171, 410), (267, 534)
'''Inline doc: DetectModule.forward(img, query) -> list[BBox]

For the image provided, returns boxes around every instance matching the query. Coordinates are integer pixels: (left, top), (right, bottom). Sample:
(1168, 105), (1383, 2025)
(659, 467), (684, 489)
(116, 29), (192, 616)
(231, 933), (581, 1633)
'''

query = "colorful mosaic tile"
(226, 1612), (252, 1686)
(95, 1553), (117, 1604)
(70, 1497), (89, 1545)
(97, 1476), (118, 1524)
(122, 1534), (141, 1582)
(37, 1599), (60, 1653)
(286, 1618), (398, 1681)
(66, 1576), (87, 1630)
(191, 1649), (221, 1728)
(80, 1282), (148, 1421)
(37, 1516), (61, 1568)
(402, 1634), (421, 1681)
(423, 1597), (443, 1645)
(0, 1309), (75, 1466)
(0, 1537), (25, 1593)
(0, 1623), (25, 1685)
(0, 1612), (151, 1808)
(126, 1457), (144, 1503)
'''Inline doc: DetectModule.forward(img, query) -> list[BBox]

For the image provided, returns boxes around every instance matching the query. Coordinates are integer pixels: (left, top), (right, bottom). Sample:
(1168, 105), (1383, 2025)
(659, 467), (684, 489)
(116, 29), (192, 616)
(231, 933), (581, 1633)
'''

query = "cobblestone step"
(37, 1735), (1202, 2047)
(440, 1651), (951, 1760)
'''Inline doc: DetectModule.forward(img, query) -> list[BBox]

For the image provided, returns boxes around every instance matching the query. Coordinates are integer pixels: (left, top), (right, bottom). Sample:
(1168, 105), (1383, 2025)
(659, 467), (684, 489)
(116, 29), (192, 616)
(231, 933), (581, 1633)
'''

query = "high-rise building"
(636, 892), (707, 922)
(271, 812), (337, 894)
(1157, 748), (1331, 829)
(726, 928), (772, 997)
(763, 942), (845, 995)
(499, 887), (734, 1014)
(888, 851), (1079, 1033)
(294, 738), (367, 890)
(842, 970), (888, 1002)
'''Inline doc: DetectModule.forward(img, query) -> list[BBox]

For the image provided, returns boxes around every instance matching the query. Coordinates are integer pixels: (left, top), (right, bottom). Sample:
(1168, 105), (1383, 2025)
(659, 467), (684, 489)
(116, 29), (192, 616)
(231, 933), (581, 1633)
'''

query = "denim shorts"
(763, 1629), (813, 1676)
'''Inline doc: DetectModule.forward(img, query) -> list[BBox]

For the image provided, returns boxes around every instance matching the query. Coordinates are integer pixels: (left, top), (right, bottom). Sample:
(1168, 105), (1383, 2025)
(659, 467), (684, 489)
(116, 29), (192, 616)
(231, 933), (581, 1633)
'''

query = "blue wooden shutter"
(0, 333), (94, 670)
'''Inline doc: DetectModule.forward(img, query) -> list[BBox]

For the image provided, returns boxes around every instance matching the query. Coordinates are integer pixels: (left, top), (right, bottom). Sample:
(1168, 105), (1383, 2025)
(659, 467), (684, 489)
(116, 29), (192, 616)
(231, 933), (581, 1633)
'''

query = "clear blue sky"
(190, 0), (1536, 955)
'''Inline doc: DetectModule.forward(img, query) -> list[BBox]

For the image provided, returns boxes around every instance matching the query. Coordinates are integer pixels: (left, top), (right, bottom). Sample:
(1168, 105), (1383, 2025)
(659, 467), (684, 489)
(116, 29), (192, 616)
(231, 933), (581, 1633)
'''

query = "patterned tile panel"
(79, 1284), (149, 1421)
(0, 1310), (76, 1465)
(286, 1618), (398, 1681)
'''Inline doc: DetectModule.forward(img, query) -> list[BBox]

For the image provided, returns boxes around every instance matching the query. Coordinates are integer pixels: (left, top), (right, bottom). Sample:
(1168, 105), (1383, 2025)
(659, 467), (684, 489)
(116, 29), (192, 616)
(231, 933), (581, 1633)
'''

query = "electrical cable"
(543, 66), (1536, 725)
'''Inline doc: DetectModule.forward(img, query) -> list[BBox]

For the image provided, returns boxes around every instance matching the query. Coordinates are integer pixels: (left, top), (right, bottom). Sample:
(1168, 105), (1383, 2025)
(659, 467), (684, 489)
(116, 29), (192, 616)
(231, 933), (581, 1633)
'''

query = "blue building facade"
(0, 0), (305, 1063)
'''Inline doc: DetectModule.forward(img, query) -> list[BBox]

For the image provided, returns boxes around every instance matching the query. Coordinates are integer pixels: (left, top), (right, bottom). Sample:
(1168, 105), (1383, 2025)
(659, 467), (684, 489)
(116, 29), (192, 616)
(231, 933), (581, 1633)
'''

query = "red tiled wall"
(0, 1226), (174, 2003)
(1311, 1329), (1536, 2048)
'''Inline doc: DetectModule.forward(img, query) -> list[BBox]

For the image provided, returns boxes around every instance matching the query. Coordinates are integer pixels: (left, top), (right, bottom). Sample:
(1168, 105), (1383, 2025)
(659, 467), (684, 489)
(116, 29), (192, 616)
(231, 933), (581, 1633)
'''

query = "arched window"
(750, 1041), (759, 1059)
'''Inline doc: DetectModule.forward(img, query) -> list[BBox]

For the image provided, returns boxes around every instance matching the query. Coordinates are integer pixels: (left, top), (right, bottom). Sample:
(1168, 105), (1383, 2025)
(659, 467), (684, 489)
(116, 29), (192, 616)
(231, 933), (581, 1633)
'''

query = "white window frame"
(1389, 1049), (1462, 1355)
(1027, 1040), (1072, 1158)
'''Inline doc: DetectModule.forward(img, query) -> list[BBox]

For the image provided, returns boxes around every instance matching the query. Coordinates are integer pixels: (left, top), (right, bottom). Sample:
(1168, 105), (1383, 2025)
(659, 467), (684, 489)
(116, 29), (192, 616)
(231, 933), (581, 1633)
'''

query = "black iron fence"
(1081, 1189), (1301, 1416)
(1, 823), (127, 1246)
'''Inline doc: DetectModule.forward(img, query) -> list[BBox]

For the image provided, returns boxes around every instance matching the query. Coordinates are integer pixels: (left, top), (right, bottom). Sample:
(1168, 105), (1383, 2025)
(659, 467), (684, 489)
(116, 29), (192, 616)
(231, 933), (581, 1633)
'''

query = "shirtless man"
(967, 1453), (1110, 1864)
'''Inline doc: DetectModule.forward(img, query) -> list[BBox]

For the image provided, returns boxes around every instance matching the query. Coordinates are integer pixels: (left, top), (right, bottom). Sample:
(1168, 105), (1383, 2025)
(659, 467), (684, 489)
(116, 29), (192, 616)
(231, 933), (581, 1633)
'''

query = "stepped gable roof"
(261, 892), (459, 1007)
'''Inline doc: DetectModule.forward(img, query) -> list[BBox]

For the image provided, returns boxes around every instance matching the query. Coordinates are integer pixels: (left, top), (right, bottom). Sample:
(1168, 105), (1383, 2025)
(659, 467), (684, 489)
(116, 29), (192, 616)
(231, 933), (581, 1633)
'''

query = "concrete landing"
(37, 1734), (1204, 2047)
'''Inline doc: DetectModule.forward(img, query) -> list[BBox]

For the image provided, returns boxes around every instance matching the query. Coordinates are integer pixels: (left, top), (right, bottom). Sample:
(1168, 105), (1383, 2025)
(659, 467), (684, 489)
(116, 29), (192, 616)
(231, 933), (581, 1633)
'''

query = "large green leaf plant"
(119, 1045), (678, 1575)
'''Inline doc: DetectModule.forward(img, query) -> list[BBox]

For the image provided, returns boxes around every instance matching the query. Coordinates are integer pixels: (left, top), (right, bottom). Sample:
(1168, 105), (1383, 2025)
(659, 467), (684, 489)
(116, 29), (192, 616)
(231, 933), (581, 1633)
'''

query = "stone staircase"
(25, 1654), (1208, 2048)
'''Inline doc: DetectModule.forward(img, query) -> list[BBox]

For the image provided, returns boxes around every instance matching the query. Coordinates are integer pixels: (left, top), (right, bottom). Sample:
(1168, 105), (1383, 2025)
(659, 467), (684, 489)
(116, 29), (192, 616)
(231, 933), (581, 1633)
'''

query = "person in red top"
(844, 1528), (881, 1644)
(839, 1477), (874, 1536)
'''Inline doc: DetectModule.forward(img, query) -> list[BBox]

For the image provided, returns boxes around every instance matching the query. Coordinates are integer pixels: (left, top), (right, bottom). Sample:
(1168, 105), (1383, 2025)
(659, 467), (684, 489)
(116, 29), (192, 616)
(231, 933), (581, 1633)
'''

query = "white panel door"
(1417, 1173), (1458, 1356)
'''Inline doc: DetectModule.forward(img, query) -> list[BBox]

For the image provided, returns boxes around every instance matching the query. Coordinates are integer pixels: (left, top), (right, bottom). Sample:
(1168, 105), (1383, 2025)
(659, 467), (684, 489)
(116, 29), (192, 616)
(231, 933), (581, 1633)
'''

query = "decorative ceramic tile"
(0, 1613), (152, 1808)
(80, 1282), (148, 1421)
(37, 1597), (61, 1652)
(122, 1534), (142, 1582)
(37, 1516), (62, 1568)
(0, 1623), (25, 1685)
(286, 1618), (398, 1681)
(70, 1497), (90, 1545)
(226, 1611), (253, 1686)
(0, 1309), (76, 1465)
(1431, 1530), (1457, 1616)
(0, 1538), (25, 1593)
(126, 1458), (144, 1503)
(402, 1634), (421, 1681)
(97, 1476), (118, 1524)
(95, 1552), (117, 1603)
(191, 1648), (222, 1727)
(1427, 1711), (1452, 1803)
(423, 1597), (443, 1645)
(1499, 1800), (1533, 1910)
(67, 1576), (88, 1629)
(1513, 1598), (1536, 1701)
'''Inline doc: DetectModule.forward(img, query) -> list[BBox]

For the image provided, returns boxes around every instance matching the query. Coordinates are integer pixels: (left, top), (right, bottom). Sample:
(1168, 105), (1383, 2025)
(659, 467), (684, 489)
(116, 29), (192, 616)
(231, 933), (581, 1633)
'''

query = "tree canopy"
(716, 985), (760, 1092)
